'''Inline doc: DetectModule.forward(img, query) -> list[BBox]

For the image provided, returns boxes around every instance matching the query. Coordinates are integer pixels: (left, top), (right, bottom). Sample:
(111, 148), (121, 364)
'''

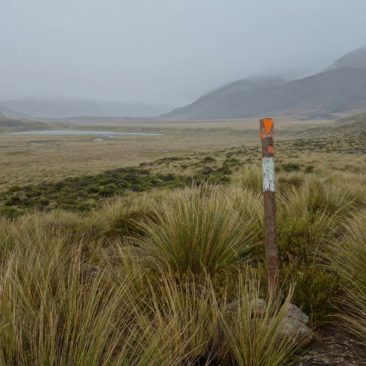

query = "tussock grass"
(0, 223), (301, 365)
(135, 185), (261, 274)
(329, 210), (366, 344)
(0, 158), (365, 364)
(221, 276), (298, 366)
(276, 175), (366, 322)
(0, 234), (213, 365)
(232, 165), (262, 192)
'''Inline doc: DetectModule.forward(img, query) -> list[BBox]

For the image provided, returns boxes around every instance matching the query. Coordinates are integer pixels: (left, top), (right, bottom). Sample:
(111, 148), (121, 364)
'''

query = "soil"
(291, 326), (366, 365)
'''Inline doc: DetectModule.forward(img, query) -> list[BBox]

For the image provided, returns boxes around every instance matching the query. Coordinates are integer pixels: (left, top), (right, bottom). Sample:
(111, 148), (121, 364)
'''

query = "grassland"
(0, 118), (332, 190)
(0, 115), (365, 365)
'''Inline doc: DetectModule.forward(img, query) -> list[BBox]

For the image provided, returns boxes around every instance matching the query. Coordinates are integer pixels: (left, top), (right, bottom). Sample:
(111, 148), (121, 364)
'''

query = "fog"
(1, 0), (366, 108)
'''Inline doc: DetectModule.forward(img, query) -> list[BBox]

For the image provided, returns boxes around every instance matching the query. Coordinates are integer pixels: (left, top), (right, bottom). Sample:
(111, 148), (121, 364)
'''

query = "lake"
(11, 129), (163, 137)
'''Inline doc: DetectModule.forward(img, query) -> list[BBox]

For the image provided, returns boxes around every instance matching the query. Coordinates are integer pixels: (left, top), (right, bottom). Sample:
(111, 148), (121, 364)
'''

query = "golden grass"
(221, 277), (297, 366)
(0, 212), (301, 365)
(0, 118), (334, 190)
(0, 117), (365, 363)
(134, 185), (261, 274)
(329, 210), (366, 345)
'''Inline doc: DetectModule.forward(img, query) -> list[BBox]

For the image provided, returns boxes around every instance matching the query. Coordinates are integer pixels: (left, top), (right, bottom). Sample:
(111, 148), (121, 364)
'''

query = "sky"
(1, 0), (366, 108)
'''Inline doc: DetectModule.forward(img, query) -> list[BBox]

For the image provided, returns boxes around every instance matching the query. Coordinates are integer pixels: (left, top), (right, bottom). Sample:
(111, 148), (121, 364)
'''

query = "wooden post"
(260, 118), (279, 293)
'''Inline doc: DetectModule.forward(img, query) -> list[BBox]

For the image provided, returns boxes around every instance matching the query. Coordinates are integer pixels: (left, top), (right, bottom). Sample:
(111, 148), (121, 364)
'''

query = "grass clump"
(329, 209), (366, 344)
(135, 186), (260, 274)
(0, 230), (212, 365)
(276, 178), (357, 322)
(221, 277), (299, 366)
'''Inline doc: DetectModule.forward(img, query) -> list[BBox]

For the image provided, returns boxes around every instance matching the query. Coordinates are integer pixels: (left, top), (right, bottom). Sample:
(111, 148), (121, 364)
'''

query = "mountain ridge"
(163, 66), (366, 120)
(3, 47), (366, 121)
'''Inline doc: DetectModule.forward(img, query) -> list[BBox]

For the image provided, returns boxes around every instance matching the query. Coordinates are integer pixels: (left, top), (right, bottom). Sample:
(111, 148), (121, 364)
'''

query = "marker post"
(260, 118), (279, 293)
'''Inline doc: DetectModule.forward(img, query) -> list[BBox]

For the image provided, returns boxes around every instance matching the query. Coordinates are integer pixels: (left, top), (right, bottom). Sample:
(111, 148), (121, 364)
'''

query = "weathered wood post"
(260, 117), (279, 293)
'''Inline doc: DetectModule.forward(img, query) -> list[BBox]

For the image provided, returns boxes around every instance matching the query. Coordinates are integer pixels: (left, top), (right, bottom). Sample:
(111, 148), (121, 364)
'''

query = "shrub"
(202, 156), (216, 164)
(281, 262), (340, 322)
(304, 165), (315, 173)
(281, 163), (301, 172)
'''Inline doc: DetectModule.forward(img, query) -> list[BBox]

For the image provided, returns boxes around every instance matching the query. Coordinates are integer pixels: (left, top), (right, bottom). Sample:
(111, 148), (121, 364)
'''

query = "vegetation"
(329, 209), (366, 344)
(135, 186), (261, 274)
(1, 117), (366, 364)
(0, 167), (189, 217)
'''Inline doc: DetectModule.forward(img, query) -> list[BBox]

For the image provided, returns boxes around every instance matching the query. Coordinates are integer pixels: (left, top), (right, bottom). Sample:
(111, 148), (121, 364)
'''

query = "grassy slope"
(0, 114), (52, 133)
(297, 112), (366, 138)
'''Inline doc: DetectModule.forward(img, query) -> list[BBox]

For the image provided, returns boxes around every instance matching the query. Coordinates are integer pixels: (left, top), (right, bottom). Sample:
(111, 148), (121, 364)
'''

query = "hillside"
(297, 112), (366, 139)
(0, 104), (25, 117)
(331, 47), (366, 70)
(0, 114), (51, 133)
(164, 48), (366, 120)
(333, 112), (366, 133)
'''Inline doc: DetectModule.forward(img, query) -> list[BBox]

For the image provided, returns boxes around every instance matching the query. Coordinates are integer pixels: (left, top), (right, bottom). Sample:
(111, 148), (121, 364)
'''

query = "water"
(11, 129), (163, 137)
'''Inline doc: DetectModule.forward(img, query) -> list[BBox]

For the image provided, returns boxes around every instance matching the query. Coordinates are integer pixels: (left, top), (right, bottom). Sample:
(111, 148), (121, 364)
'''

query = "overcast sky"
(1, 0), (366, 107)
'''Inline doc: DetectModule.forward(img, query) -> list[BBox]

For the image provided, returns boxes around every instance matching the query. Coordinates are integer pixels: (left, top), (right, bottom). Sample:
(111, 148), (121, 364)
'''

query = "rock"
(281, 316), (313, 348)
(287, 303), (310, 324)
(225, 298), (313, 348)
(282, 303), (312, 347)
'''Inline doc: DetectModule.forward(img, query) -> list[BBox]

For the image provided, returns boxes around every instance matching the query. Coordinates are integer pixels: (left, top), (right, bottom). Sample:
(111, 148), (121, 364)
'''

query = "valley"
(0, 117), (333, 190)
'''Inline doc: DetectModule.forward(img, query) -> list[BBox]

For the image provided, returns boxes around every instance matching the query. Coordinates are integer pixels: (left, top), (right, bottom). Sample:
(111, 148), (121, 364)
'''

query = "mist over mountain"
(164, 47), (366, 120)
(2, 47), (366, 121)
(331, 47), (366, 70)
(0, 104), (25, 118)
(0, 99), (167, 119)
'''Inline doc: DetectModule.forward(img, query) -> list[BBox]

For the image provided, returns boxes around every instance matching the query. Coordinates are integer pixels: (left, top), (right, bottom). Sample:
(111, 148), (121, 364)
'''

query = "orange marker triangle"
(263, 118), (273, 134)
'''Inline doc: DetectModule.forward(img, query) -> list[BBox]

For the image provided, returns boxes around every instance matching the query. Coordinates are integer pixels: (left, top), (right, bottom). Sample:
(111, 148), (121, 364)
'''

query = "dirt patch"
(292, 326), (366, 365)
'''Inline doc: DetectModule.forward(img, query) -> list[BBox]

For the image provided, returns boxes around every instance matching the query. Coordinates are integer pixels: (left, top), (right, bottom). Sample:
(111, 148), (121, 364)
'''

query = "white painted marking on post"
(262, 157), (275, 192)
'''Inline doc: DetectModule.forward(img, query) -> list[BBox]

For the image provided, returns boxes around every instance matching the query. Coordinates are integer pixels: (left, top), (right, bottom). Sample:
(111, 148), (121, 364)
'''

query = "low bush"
(0, 167), (189, 216)
(281, 163), (301, 172)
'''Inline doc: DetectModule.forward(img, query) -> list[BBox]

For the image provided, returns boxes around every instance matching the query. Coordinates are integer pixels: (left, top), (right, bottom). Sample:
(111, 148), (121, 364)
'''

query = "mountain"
(331, 47), (366, 70)
(164, 48), (366, 120)
(0, 114), (52, 133)
(0, 99), (166, 119)
(0, 103), (26, 118)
